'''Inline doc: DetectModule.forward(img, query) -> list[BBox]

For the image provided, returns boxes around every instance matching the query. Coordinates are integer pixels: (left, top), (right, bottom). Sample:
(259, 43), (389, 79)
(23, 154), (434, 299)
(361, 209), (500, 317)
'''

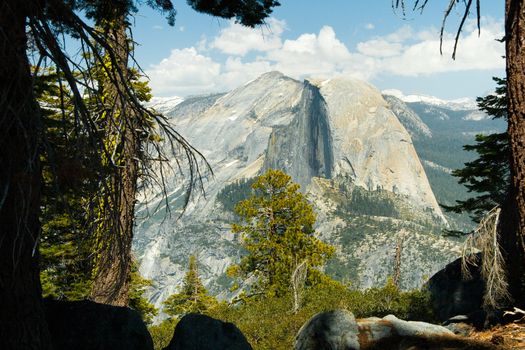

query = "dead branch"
(461, 206), (510, 309)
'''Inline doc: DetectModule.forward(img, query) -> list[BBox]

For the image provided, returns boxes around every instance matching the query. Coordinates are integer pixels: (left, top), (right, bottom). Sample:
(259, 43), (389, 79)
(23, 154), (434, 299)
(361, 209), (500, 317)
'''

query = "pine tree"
(395, 0), (525, 311)
(128, 263), (158, 324)
(230, 169), (334, 299)
(89, 20), (151, 305)
(163, 255), (218, 318)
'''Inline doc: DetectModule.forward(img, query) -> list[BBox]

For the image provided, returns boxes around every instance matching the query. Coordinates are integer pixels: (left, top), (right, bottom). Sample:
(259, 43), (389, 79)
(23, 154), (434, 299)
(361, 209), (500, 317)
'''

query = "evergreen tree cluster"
(340, 186), (400, 218)
(37, 70), (97, 300)
(36, 68), (158, 318)
(216, 178), (256, 213)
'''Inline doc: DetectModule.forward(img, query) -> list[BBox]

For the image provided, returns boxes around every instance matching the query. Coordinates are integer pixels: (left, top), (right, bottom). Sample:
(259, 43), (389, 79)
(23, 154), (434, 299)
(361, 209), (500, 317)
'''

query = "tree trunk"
(0, 1), (51, 349)
(90, 15), (139, 307)
(500, 0), (525, 308)
(392, 234), (404, 288)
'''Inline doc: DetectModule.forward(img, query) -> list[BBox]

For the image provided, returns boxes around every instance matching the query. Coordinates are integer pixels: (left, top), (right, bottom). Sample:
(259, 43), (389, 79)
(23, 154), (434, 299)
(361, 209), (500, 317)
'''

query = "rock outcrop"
(44, 299), (153, 350)
(295, 309), (501, 350)
(163, 313), (252, 350)
(426, 254), (485, 325)
(263, 80), (333, 187)
(316, 78), (442, 217)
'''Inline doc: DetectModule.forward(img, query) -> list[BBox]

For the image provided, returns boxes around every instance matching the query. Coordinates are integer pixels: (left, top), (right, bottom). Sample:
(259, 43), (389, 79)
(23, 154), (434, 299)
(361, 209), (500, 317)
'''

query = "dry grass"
(470, 322), (525, 350)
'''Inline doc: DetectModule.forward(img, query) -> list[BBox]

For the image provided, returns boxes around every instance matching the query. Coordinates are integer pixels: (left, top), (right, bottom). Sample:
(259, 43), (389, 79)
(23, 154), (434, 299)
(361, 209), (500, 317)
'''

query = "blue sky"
(130, 1), (505, 100)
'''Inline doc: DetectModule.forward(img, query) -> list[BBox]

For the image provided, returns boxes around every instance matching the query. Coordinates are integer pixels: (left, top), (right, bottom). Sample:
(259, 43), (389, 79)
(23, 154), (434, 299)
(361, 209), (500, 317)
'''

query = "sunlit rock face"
(133, 72), (457, 315)
(314, 77), (443, 220)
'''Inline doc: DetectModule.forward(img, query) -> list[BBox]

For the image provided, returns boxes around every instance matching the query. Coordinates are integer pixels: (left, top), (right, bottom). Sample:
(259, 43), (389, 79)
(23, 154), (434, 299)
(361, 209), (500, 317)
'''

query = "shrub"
(204, 278), (435, 350)
(148, 319), (178, 350)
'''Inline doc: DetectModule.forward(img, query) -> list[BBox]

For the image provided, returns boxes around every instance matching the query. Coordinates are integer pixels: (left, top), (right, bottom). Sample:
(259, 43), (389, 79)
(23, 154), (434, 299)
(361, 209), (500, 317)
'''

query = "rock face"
(383, 95), (432, 141)
(163, 314), (252, 350)
(44, 299), (153, 350)
(295, 310), (501, 350)
(263, 80), (333, 187)
(426, 254), (485, 324)
(316, 78), (442, 215)
(134, 71), (462, 311)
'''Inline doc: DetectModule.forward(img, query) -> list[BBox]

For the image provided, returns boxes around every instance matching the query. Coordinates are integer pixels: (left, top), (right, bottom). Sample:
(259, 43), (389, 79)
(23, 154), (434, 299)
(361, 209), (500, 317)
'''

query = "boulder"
(445, 322), (476, 337)
(163, 313), (252, 350)
(426, 254), (486, 324)
(295, 310), (501, 350)
(294, 309), (360, 350)
(44, 299), (153, 350)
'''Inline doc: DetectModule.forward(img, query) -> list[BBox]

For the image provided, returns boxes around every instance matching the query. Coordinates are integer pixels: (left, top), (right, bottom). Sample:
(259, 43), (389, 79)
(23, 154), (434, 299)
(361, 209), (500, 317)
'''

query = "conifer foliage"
(443, 78), (510, 224)
(163, 255), (218, 317)
(37, 70), (96, 300)
(230, 169), (334, 298)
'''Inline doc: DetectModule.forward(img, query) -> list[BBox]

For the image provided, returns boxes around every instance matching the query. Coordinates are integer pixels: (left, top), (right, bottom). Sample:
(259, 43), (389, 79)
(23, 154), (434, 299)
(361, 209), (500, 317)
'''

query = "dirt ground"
(470, 322), (525, 349)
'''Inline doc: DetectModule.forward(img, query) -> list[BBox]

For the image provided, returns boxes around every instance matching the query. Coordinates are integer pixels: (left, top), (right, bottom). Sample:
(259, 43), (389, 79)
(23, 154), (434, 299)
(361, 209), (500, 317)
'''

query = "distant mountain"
(133, 72), (505, 313)
(147, 96), (184, 114)
(382, 95), (432, 141)
(382, 92), (507, 231)
(382, 89), (478, 111)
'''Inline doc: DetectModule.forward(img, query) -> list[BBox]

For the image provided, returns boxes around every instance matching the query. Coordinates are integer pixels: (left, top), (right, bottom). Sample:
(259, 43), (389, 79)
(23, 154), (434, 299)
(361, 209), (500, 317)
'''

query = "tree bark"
(501, 0), (525, 308)
(90, 15), (139, 306)
(0, 1), (52, 349)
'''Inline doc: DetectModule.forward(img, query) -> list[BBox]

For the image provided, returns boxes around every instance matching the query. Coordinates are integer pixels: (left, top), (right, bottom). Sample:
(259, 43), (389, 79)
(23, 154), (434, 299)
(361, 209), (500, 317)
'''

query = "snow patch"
(422, 160), (453, 174)
(382, 89), (477, 111)
(463, 111), (490, 121)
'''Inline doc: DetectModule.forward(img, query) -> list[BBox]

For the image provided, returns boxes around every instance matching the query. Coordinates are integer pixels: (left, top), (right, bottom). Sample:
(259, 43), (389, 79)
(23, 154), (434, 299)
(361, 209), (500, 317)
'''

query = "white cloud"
(219, 57), (274, 89)
(265, 26), (355, 77)
(210, 18), (286, 56)
(146, 48), (220, 96)
(365, 23), (375, 30)
(146, 17), (505, 97)
(389, 26), (413, 42)
(380, 19), (504, 76)
(357, 39), (403, 57)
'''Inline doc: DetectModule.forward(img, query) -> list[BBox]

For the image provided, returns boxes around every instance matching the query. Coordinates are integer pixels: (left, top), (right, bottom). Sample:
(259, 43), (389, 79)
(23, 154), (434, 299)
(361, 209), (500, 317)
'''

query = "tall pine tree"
(89, 11), (148, 305)
(163, 255), (218, 317)
(230, 169), (334, 299)
(395, 0), (525, 312)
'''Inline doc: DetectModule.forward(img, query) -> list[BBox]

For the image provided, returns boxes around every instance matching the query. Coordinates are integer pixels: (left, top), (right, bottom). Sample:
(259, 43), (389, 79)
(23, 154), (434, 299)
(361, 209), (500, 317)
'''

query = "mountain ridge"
(133, 71), (478, 314)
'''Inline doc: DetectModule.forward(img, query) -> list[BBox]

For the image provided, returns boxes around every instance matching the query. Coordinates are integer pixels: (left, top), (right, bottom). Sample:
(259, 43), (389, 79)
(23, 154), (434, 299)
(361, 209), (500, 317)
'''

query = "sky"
(129, 1), (505, 100)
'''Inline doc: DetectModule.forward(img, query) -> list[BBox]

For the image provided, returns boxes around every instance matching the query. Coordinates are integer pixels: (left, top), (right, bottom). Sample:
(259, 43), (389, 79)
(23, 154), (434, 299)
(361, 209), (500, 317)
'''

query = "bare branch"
(393, 0), (481, 59)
